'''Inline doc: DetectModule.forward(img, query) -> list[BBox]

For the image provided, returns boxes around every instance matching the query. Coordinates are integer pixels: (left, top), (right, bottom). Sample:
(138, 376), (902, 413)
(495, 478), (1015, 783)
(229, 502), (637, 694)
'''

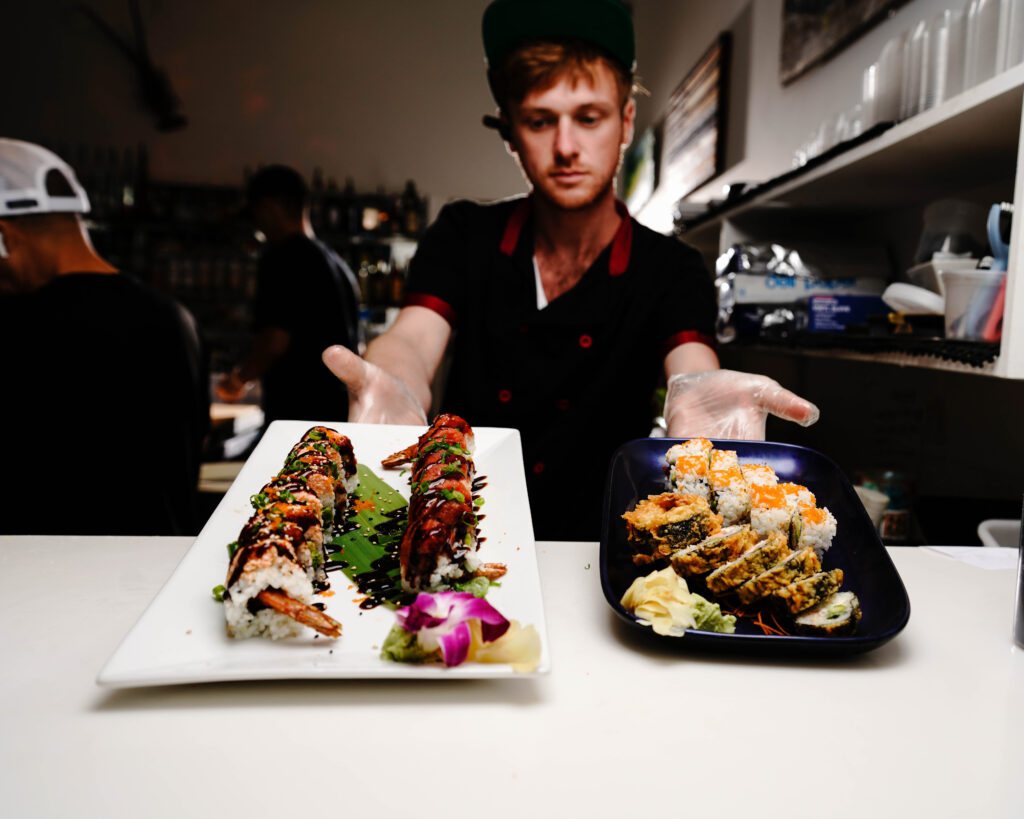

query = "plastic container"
(977, 518), (1021, 548)
(939, 268), (1006, 339)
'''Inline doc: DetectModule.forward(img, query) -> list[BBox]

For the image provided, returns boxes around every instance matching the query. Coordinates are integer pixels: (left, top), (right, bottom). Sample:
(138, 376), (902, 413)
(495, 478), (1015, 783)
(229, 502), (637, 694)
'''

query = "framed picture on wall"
(661, 33), (730, 203)
(780, 0), (910, 85)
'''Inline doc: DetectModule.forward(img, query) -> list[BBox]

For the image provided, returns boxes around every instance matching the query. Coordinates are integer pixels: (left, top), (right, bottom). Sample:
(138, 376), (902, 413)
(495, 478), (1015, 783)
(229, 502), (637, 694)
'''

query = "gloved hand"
(322, 345), (428, 425)
(664, 369), (819, 441)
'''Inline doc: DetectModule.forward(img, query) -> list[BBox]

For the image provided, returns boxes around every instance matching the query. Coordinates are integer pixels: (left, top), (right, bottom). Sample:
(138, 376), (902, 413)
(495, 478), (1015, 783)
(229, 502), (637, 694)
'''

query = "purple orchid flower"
(396, 591), (510, 667)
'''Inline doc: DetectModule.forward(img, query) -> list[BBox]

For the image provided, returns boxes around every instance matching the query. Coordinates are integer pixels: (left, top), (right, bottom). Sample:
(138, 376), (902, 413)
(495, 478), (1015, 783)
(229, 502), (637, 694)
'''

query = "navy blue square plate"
(600, 438), (911, 657)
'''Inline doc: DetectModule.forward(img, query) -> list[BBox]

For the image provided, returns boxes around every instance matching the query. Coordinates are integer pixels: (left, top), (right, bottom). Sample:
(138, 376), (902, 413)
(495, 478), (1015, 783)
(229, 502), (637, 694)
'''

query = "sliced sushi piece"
(772, 568), (844, 615)
(708, 464), (751, 526)
(790, 505), (838, 555)
(792, 591), (862, 636)
(735, 546), (822, 606)
(705, 531), (790, 594)
(223, 534), (341, 639)
(741, 463), (778, 487)
(622, 492), (722, 566)
(669, 524), (757, 577)
(778, 482), (816, 512)
(669, 453), (711, 499)
(749, 484), (794, 538)
(664, 437), (713, 467)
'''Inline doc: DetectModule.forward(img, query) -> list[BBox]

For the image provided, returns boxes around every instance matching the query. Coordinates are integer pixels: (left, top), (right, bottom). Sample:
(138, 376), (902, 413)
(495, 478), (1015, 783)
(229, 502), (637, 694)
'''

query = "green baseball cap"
(482, 0), (636, 73)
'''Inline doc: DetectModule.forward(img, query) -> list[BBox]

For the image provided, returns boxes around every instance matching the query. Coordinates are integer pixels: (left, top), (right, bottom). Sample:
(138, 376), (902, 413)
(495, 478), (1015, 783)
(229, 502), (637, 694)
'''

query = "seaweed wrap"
(773, 568), (844, 615)
(670, 524), (756, 577)
(735, 546), (822, 606)
(705, 531), (790, 594)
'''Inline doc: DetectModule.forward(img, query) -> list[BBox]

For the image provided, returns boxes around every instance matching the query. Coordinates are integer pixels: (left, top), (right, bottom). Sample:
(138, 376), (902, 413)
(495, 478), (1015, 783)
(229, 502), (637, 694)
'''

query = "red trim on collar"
(608, 199), (632, 276)
(498, 196), (634, 277)
(659, 330), (717, 359)
(403, 292), (458, 327)
(499, 198), (532, 257)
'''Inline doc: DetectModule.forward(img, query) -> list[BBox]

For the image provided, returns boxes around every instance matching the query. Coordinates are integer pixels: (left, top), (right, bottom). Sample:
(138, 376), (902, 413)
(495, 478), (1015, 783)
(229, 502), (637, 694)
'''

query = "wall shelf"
(675, 64), (1024, 379)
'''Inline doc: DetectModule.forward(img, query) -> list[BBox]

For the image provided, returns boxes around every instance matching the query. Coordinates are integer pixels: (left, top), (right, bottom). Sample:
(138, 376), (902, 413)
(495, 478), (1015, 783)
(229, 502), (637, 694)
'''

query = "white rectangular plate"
(98, 421), (551, 687)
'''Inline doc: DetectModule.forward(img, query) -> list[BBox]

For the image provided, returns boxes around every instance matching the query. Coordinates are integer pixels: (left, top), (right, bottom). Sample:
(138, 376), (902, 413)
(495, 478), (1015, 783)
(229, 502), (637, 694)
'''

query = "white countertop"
(1, 536), (1022, 818)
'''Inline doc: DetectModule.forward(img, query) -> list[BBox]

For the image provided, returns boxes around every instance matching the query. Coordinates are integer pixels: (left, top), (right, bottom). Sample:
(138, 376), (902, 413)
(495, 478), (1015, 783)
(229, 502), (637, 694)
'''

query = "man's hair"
(489, 37), (635, 114)
(245, 164), (309, 221)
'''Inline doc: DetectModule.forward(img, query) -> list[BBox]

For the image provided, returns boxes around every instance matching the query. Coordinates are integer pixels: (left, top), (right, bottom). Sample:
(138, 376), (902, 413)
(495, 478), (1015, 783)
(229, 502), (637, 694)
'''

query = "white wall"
(5, 0), (964, 225)
(5, 0), (525, 217)
(631, 0), (956, 231)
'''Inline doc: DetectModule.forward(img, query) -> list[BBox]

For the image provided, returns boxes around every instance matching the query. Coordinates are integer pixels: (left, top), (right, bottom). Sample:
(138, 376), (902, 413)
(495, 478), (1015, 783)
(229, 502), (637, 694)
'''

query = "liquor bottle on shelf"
(388, 261), (405, 306)
(343, 177), (360, 235)
(401, 180), (422, 236)
(324, 176), (342, 233)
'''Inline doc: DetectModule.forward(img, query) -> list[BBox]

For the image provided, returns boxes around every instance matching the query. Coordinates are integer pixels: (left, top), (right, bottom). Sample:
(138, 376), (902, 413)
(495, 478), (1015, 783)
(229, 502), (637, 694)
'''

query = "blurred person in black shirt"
(216, 164), (360, 424)
(0, 138), (208, 535)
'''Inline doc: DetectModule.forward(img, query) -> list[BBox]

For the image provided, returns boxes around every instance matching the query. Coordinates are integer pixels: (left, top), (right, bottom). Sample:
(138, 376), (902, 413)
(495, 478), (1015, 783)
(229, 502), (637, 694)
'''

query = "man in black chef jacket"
(323, 0), (818, 539)
(0, 138), (208, 535)
(217, 164), (361, 425)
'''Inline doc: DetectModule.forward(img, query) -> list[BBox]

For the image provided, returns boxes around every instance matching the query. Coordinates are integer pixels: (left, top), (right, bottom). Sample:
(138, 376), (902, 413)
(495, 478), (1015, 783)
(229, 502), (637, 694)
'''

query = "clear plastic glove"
(322, 345), (428, 425)
(664, 369), (819, 441)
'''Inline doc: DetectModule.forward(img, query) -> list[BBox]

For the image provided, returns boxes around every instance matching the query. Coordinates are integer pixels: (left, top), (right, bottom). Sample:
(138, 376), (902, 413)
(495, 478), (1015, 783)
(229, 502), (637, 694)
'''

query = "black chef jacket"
(404, 195), (716, 540)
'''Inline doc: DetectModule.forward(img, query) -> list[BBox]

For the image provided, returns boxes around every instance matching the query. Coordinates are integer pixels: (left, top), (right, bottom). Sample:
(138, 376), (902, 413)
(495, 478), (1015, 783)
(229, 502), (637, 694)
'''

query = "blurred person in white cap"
(321, 0), (818, 540)
(0, 137), (208, 535)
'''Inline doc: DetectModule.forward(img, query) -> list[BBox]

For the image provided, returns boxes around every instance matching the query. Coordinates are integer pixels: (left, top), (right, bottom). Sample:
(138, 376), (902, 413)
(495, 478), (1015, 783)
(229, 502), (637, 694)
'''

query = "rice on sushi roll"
(664, 437), (713, 467)
(223, 535), (341, 640)
(708, 464), (751, 526)
(749, 485), (793, 538)
(669, 453), (712, 499)
(741, 463), (778, 487)
(791, 505), (838, 555)
(778, 482), (816, 512)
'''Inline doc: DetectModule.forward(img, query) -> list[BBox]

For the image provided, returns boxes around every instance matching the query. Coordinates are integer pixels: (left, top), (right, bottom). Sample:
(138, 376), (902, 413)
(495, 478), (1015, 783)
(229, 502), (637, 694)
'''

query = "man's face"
(507, 60), (635, 212)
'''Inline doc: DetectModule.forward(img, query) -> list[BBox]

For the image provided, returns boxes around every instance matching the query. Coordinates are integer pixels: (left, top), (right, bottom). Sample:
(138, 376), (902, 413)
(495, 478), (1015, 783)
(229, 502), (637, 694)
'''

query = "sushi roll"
(705, 531), (790, 594)
(669, 453), (712, 499)
(772, 568), (844, 616)
(749, 484), (793, 538)
(708, 464), (751, 526)
(242, 474), (328, 586)
(391, 414), (501, 593)
(223, 534), (341, 639)
(670, 524), (757, 577)
(664, 437), (713, 467)
(791, 505), (838, 555)
(623, 492), (723, 566)
(778, 482), (816, 511)
(741, 463), (778, 487)
(222, 426), (354, 639)
(793, 591), (862, 636)
(735, 546), (822, 606)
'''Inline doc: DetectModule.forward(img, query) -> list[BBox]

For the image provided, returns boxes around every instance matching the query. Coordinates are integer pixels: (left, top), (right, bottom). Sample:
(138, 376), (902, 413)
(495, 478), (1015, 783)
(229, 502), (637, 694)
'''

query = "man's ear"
(621, 98), (637, 149)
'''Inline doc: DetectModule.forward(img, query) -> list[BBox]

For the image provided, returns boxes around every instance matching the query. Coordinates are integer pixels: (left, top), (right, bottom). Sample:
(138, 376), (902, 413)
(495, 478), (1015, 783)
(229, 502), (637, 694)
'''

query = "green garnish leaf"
(211, 584), (226, 602)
